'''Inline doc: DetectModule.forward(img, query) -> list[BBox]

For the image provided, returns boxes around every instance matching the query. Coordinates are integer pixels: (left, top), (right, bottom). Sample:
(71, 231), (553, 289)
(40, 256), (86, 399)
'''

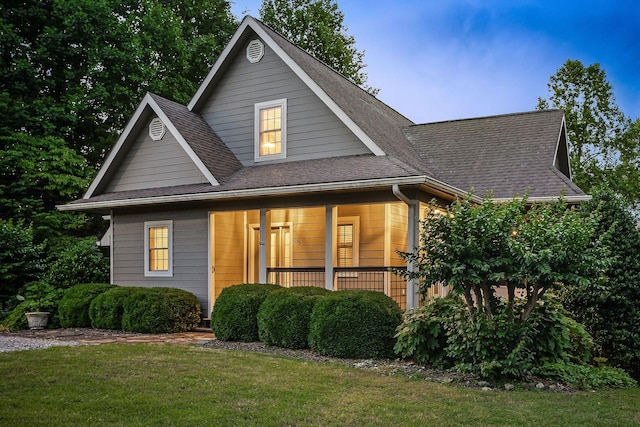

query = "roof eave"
(491, 195), (592, 204)
(58, 175), (477, 211)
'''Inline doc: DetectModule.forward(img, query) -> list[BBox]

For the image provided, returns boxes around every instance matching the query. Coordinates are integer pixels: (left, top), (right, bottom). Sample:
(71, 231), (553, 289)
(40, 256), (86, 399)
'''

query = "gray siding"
(106, 118), (209, 192)
(112, 209), (209, 312)
(199, 37), (371, 166)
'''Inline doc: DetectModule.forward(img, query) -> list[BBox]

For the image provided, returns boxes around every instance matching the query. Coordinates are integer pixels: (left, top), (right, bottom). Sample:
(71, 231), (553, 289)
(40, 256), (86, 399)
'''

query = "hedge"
(258, 286), (330, 349)
(308, 290), (403, 358)
(211, 283), (281, 341)
(120, 287), (201, 333)
(58, 283), (114, 328)
(89, 286), (143, 330)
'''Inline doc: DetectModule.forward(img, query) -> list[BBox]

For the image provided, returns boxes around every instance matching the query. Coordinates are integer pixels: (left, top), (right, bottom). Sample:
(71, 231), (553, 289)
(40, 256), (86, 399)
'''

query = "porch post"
(406, 201), (420, 308)
(325, 205), (337, 290)
(259, 208), (271, 283)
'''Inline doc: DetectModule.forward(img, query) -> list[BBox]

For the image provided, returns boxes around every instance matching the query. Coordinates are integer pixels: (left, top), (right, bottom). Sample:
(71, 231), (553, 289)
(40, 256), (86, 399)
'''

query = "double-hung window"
(255, 99), (286, 161)
(337, 217), (359, 276)
(144, 221), (173, 277)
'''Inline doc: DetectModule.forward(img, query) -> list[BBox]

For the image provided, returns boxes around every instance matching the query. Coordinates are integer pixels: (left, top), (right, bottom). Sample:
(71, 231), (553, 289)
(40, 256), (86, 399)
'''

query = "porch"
(208, 201), (425, 311)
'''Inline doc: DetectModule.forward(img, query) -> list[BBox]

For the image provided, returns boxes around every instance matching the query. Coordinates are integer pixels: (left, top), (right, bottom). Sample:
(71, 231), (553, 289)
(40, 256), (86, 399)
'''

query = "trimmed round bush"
(120, 287), (201, 333)
(58, 283), (114, 328)
(258, 286), (330, 349)
(89, 286), (143, 330)
(308, 290), (403, 358)
(211, 283), (281, 341)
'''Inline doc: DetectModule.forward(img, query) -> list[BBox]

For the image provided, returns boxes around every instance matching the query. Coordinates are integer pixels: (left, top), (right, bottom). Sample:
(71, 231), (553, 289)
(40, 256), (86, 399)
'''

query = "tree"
(537, 60), (640, 206)
(396, 196), (609, 380)
(0, 221), (45, 306)
(400, 195), (607, 322)
(0, 133), (95, 246)
(561, 190), (640, 379)
(259, 0), (378, 95)
(0, 0), (237, 167)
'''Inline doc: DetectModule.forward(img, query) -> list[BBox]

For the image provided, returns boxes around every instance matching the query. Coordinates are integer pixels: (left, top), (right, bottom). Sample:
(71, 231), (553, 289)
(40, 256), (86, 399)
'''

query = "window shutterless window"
(337, 217), (359, 276)
(144, 221), (173, 277)
(255, 99), (286, 161)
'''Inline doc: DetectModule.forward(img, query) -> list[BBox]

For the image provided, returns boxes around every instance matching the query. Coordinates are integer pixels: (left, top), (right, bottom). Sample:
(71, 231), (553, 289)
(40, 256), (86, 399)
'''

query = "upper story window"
(144, 220), (173, 277)
(255, 99), (287, 161)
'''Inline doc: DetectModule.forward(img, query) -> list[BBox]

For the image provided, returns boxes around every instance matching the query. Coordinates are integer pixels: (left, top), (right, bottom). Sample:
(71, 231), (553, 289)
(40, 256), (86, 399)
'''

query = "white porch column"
(324, 205), (337, 290)
(259, 208), (271, 283)
(406, 201), (420, 308)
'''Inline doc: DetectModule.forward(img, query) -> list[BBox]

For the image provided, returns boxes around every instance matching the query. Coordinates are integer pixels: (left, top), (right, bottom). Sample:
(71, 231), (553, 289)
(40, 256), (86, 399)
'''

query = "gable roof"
(148, 94), (242, 183)
(85, 93), (241, 199)
(66, 16), (587, 212)
(188, 16), (429, 174)
(403, 109), (586, 200)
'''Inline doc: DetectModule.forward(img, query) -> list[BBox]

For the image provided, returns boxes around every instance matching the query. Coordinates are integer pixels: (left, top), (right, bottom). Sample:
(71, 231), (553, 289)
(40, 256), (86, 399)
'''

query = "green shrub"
(211, 284), (281, 341)
(537, 362), (637, 390)
(394, 294), (596, 381)
(308, 290), (402, 358)
(258, 286), (330, 349)
(58, 283), (114, 328)
(45, 238), (109, 290)
(394, 295), (460, 366)
(0, 220), (45, 307)
(120, 287), (201, 333)
(0, 301), (31, 330)
(90, 286), (142, 330)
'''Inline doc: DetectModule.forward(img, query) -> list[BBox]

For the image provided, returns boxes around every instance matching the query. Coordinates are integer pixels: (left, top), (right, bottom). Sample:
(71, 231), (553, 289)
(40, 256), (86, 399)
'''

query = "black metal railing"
(266, 266), (408, 309)
(335, 267), (407, 310)
(267, 267), (325, 288)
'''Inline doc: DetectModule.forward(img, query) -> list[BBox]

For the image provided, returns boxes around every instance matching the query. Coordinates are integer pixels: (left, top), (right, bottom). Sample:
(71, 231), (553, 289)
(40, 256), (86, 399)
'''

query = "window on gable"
(255, 99), (286, 161)
(144, 221), (173, 277)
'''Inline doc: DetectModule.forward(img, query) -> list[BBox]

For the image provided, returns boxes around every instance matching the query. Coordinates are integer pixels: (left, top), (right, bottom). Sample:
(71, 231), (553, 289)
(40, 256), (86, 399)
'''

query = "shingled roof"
(66, 16), (586, 211)
(403, 110), (585, 199)
(148, 93), (241, 183)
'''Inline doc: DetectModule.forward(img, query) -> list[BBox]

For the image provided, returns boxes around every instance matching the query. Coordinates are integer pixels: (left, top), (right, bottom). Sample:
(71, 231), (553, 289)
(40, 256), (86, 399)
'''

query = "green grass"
(1, 344), (639, 426)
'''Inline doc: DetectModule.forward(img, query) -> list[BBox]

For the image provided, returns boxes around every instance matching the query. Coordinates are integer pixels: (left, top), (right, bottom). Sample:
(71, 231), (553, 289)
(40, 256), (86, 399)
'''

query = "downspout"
(392, 185), (419, 309)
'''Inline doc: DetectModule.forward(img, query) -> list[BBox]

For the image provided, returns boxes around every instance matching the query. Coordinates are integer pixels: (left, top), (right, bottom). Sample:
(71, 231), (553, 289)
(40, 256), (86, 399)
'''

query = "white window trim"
(144, 220), (173, 277)
(337, 216), (359, 277)
(254, 98), (287, 162)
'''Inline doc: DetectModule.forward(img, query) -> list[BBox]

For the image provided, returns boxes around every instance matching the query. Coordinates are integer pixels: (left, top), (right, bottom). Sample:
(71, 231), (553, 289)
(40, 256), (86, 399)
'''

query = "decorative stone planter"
(25, 312), (50, 330)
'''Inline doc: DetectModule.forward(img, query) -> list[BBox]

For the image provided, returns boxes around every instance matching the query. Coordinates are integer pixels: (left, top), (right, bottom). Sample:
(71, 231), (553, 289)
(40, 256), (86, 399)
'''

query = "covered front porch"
(208, 200), (427, 311)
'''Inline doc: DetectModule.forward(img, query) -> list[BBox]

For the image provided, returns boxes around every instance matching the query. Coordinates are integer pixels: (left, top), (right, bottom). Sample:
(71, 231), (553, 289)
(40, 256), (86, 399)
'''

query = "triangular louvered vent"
(149, 117), (166, 141)
(246, 39), (264, 63)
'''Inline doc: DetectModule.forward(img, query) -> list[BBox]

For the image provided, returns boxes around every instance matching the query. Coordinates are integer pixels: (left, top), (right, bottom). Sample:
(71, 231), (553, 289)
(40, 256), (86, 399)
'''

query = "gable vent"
(149, 117), (166, 141)
(246, 39), (264, 63)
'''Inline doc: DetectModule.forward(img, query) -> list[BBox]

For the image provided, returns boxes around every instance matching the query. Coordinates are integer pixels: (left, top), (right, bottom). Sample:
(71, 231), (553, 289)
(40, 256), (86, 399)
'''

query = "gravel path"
(0, 335), (81, 353)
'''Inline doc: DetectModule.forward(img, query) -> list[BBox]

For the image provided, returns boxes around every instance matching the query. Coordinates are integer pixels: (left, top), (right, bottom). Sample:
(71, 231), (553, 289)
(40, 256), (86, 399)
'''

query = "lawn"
(1, 343), (638, 426)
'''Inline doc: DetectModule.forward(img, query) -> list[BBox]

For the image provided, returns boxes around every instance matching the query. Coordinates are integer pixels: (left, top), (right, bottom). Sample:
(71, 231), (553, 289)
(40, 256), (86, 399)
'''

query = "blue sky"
(230, 1), (639, 124)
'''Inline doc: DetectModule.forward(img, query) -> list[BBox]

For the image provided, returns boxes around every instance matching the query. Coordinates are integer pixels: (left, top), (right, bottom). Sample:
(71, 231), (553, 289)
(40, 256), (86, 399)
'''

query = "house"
(59, 16), (587, 314)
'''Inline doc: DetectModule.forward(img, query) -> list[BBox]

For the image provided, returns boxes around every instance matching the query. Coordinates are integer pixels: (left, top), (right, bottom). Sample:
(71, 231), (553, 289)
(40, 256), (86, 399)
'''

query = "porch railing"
(266, 266), (408, 309)
(267, 267), (325, 289)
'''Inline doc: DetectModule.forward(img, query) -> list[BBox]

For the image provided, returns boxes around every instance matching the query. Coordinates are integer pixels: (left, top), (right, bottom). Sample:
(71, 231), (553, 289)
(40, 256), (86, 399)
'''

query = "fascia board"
(555, 115), (573, 181)
(187, 16), (385, 157)
(187, 18), (251, 111)
(491, 195), (592, 204)
(84, 93), (155, 199)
